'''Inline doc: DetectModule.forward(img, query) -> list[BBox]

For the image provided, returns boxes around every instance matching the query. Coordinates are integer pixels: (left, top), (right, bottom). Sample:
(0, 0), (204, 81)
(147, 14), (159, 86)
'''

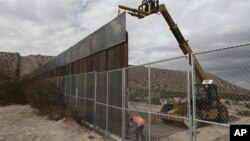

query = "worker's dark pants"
(135, 125), (145, 141)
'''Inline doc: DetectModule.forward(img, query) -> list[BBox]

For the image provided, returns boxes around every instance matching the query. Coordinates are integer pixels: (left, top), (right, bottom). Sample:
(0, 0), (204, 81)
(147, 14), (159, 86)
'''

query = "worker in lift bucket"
(129, 115), (145, 141)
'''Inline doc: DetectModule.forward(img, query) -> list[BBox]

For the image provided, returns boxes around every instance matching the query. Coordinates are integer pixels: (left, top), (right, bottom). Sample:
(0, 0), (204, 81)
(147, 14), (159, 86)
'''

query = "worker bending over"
(129, 115), (145, 141)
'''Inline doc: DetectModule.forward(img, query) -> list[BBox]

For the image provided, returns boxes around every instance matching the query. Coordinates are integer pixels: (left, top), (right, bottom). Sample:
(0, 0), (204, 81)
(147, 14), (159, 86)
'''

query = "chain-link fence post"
(191, 54), (197, 141)
(94, 71), (97, 129)
(187, 54), (194, 141)
(122, 68), (126, 141)
(148, 65), (151, 141)
(106, 71), (109, 139)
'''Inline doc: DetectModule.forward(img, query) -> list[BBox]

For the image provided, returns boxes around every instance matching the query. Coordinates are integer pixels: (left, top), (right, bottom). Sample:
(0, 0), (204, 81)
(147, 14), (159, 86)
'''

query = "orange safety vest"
(132, 116), (145, 127)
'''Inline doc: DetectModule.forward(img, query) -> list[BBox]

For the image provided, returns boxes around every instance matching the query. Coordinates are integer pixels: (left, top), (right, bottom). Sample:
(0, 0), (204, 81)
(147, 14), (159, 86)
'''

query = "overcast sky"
(0, 0), (250, 65)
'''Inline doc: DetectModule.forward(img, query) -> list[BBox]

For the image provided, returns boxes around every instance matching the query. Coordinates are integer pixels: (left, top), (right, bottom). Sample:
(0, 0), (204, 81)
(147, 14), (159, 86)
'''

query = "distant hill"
(0, 52), (19, 81)
(127, 66), (250, 99)
(0, 52), (54, 81)
(19, 55), (54, 77)
(1, 51), (249, 100)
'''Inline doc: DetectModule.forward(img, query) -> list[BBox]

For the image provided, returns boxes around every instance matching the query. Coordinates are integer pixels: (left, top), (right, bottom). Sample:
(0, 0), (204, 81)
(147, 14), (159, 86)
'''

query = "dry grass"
(0, 79), (69, 120)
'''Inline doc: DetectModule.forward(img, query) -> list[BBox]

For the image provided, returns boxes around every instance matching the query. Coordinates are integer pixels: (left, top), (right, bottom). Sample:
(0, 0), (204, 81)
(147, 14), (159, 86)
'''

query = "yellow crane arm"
(118, 4), (208, 81)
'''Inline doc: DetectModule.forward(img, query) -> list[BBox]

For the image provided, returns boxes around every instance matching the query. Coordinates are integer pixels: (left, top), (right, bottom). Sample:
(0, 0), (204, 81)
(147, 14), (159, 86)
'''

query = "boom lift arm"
(119, 1), (207, 81)
(119, 0), (229, 124)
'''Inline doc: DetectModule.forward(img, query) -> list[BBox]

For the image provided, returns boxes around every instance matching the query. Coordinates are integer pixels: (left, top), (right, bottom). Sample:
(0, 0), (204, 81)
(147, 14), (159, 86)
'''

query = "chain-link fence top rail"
(192, 43), (250, 141)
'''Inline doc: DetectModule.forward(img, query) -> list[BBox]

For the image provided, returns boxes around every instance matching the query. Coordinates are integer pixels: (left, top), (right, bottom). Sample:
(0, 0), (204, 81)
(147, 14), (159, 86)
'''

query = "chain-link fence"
(192, 43), (250, 141)
(49, 43), (250, 141)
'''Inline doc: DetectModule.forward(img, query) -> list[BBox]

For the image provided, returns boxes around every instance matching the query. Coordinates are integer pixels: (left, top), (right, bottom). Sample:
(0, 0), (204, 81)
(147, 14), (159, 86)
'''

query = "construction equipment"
(119, 0), (229, 126)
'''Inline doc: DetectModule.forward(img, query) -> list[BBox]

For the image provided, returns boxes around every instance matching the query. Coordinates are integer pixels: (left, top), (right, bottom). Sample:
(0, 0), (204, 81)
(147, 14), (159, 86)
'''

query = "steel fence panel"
(57, 51), (66, 68)
(94, 72), (108, 133)
(76, 74), (86, 119)
(65, 75), (71, 106)
(86, 72), (95, 99)
(95, 104), (107, 133)
(96, 72), (107, 104)
(91, 12), (126, 54)
(64, 48), (72, 65)
(62, 76), (66, 103)
(72, 37), (91, 62)
(46, 58), (56, 72)
(104, 12), (126, 49)
(107, 70), (123, 137)
(80, 72), (95, 124)
(59, 76), (66, 101)
(108, 106), (123, 137)
(70, 74), (77, 109)
(85, 100), (94, 124)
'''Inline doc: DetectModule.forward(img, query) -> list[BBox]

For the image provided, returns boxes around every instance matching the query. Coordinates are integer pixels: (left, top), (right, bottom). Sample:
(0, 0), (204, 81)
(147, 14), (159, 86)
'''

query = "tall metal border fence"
(49, 43), (250, 141)
(28, 12), (128, 79)
(30, 13), (128, 139)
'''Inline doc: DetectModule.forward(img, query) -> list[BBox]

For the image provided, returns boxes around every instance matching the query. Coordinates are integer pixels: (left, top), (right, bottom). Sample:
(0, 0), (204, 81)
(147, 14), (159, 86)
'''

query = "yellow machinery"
(119, 0), (229, 126)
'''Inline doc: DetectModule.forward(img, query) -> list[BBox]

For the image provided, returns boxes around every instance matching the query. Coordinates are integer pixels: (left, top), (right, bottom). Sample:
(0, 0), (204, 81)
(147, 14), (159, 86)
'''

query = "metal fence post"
(94, 72), (97, 128)
(83, 74), (87, 122)
(148, 65), (151, 141)
(122, 68), (126, 141)
(187, 54), (194, 141)
(191, 54), (197, 141)
(70, 75), (72, 107)
(56, 76), (58, 87)
(106, 71), (109, 138)
(65, 76), (67, 103)
(75, 74), (79, 110)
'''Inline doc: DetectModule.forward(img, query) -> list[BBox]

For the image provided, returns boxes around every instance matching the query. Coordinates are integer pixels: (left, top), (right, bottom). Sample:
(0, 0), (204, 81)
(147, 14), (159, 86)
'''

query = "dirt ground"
(0, 105), (105, 141)
(128, 100), (250, 141)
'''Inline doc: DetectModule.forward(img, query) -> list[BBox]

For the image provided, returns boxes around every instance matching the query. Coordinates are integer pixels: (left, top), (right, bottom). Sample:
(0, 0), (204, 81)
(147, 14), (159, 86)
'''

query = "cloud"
(194, 45), (250, 89)
(0, 0), (249, 65)
(0, 0), (83, 55)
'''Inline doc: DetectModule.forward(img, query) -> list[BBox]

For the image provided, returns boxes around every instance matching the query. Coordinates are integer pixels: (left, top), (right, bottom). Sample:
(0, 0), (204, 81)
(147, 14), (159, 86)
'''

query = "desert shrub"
(237, 110), (250, 117)
(0, 79), (68, 120)
(220, 93), (250, 101)
(225, 100), (230, 105)
(25, 80), (67, 117)
(0, 79), (27, 105)
(128, 94), (144, 102)
(245, 103), (250, 109)
(128, 94), (137, 102)
(135, 97), (143, 102)
(151, 96), (161, 105)
(129, 88), (148, 102)
(159, 90), (186, 99)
